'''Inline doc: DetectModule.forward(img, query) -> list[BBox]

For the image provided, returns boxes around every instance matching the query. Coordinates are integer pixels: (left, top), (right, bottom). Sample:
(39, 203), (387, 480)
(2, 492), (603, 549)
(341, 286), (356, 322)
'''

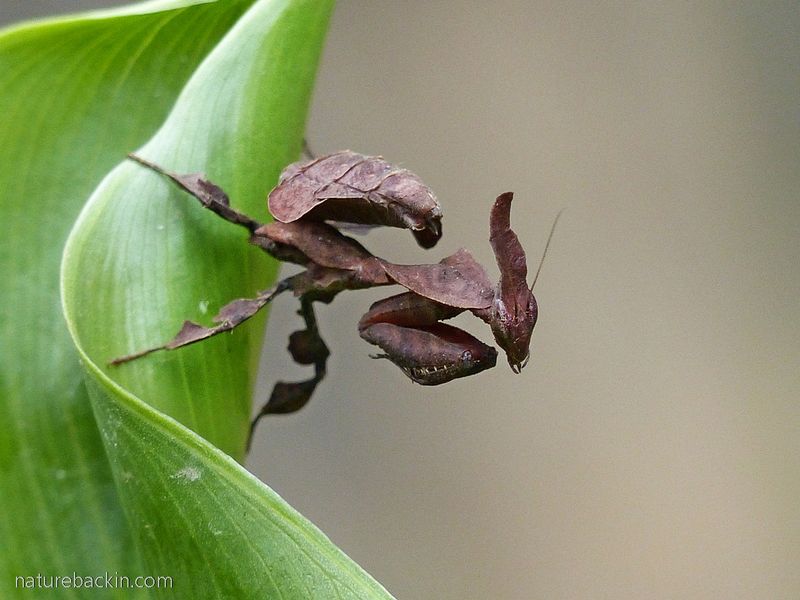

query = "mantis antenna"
(530, 209), (564, 291)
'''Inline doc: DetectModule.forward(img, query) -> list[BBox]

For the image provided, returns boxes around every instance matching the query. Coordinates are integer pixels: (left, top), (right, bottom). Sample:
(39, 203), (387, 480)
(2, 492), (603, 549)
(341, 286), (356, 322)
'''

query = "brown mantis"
(111, 151), (558, 443)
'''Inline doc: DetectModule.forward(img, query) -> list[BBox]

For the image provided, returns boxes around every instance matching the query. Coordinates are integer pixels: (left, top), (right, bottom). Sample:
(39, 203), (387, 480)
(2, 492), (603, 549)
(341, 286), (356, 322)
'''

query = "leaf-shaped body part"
(255, 221), (389, 286)
(379, 248), (494, 309)
(358, 291), (464, 330)
(360, 322), (497, 385)
(267, 150), (443, 248)
(490, 192), (530, 308)
(127, 154), (263, 233)
(256, 220), (373, 270)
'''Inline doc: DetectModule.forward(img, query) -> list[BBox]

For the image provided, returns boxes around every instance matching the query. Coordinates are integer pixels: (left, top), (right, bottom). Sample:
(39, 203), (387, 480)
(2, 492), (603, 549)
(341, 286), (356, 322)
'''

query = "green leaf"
(0, 2), (254, 595)
(2, 0), (394, 597)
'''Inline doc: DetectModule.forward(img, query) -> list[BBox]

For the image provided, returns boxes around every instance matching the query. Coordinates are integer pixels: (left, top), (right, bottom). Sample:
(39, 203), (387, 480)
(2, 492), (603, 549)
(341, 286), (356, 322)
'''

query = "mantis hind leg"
(109, 279), (293, 366)
(127, 153), (262, 233)
(248, 296), (330, 449)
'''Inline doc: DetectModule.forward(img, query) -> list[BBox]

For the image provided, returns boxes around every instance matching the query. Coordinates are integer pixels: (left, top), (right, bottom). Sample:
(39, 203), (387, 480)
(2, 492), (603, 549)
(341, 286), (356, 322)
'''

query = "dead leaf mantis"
(111, 151), (559, 444)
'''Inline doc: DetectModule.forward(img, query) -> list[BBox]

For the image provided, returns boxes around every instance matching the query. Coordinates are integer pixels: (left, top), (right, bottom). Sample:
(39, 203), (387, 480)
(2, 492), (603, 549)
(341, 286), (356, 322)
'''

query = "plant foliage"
(0, 0), (393, 597)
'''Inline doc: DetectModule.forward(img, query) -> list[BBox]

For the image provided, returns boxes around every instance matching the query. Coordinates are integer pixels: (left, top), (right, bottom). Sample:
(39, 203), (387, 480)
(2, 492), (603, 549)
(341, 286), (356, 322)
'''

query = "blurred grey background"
(5, 2), (799, 599)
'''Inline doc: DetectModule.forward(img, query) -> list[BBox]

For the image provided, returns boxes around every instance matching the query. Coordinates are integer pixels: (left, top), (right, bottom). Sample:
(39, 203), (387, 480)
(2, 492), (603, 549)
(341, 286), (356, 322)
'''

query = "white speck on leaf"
(208, 522), (224, 536)
(198, 300), (209, 314)
(171, 466), (201, 482)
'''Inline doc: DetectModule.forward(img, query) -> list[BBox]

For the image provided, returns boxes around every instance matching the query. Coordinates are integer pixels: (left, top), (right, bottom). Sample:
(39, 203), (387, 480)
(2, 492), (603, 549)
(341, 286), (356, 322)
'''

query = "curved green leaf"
(3, 0), (394, 596)
(62, 0), (392, 596)
(0, 1), (256, 595)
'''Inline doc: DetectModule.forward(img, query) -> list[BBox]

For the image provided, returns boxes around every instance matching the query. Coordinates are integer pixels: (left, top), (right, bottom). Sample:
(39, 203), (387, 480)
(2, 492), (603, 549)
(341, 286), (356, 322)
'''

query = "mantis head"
(488, 193), (560, 373)
(488, 193), (537, 372)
